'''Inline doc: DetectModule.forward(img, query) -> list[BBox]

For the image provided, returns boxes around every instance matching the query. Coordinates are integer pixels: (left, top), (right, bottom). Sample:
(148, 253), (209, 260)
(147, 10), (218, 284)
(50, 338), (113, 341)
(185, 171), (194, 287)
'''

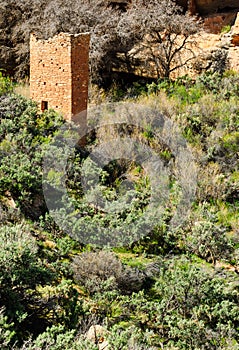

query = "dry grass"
(14, 83), (30, 98)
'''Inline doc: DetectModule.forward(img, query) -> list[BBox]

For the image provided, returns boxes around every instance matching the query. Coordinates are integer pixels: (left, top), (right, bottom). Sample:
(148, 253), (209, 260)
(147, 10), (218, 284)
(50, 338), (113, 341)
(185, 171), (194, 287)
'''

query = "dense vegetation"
(0, 68), (239, 349)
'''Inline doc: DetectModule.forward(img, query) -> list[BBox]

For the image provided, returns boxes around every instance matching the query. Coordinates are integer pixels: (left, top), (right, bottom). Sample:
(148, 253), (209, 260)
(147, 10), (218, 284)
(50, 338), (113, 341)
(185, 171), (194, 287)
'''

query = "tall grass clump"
(0, 72), (13, 96)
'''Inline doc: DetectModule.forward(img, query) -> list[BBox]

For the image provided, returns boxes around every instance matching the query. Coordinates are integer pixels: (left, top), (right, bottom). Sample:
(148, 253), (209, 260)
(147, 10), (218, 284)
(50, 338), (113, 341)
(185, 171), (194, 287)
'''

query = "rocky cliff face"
(170, 11), (239, 79)
(203, 11), (237, 33)
(231, 12), (239, 45)
(180, 0), (239, 34)
(228, 12), (239, 70)
(195, 0), (238, 15)
(177, 0), (239, 15)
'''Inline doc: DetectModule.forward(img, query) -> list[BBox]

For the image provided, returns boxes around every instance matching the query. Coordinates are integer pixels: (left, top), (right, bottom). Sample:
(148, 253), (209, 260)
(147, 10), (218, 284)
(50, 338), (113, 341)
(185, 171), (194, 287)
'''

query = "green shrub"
(0, 307), (16, 350)
(221, 25), (231, 34)
(0, 72), (13, 96)
(196, 72), (222, 93)
(108, 325), (156, 350)
(109, 257), (239, 349)
(0, 94), (64, 218)
(0, 222), (54, 344)
(221, 132), (239, 153)
(20, 325), (98, 350)
(150, 257), (239, 348)
(185, 221), (233, 263)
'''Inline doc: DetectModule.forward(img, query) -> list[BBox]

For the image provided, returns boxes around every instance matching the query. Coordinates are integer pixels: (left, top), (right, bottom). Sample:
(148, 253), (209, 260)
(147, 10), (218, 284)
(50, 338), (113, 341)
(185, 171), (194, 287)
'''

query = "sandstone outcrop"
(203, 12), (237, 34)
(86, 325), (109, 350)
(195, 0), (238, 15)
(228, 12), (239, 71)
(231, 12), (239, 45)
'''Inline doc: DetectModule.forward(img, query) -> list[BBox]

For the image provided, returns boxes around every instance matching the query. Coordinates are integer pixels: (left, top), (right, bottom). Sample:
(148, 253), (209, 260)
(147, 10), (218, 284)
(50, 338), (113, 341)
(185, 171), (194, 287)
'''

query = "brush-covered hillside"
(0, 69), (239, 349)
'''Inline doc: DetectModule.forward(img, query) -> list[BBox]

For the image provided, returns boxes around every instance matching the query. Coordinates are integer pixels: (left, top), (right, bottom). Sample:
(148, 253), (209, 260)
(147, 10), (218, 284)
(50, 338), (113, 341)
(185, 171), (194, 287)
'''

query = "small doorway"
(41, 100), (48, 112)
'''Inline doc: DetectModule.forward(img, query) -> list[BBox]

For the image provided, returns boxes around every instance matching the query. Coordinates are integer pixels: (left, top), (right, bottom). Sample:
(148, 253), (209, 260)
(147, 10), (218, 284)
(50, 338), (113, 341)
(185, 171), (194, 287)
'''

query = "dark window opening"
(41, 101), (48, 112)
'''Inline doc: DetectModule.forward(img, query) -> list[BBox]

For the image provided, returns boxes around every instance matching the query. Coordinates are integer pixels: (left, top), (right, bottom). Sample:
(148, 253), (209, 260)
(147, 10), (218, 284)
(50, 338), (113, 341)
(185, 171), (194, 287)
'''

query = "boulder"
(227, 12), (239, 71)
(86, 325), (109, 350)
(231, 12), (239, 45)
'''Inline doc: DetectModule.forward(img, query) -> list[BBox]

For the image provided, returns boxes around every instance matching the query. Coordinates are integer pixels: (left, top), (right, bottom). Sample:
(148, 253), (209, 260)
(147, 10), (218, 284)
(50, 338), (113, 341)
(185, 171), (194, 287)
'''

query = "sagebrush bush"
(73, 251), (149, 295)
(0, 222), (56, 345)
(0, 325), (98, 350)
(73, 251), (122, 291)
(197, 162), (227, 201)
(185, 221), (233, 263)
(108, 325), (157, 350)
(0, 223), (38, 285)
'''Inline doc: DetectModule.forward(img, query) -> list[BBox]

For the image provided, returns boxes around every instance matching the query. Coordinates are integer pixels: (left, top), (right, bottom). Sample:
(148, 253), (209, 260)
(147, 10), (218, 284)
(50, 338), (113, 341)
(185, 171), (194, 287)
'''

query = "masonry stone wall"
(30, 32), (90, 122)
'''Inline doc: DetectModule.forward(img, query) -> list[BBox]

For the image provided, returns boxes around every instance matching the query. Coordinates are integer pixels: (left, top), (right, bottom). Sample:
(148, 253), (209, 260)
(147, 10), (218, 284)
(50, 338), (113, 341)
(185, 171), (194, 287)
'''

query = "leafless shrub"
(73, 250), (122, 294)
(120, 0), (200, 79)
(73, 251), (157, 295)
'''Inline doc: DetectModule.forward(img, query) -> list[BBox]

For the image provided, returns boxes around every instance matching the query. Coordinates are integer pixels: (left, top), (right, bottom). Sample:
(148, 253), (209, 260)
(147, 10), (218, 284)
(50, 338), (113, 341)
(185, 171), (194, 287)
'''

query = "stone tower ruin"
(30, 32), (90, 122)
